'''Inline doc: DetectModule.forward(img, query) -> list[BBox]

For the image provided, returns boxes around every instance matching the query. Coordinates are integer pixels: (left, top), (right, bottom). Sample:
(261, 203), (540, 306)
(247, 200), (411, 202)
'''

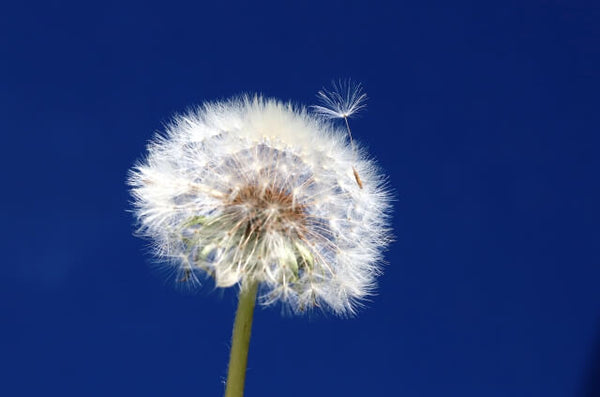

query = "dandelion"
(128, 88), (391, 396)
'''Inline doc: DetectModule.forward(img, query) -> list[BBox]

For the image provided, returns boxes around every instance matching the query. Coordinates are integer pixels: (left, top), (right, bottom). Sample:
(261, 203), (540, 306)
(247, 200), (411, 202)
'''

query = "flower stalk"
(225, 281), (259, 397)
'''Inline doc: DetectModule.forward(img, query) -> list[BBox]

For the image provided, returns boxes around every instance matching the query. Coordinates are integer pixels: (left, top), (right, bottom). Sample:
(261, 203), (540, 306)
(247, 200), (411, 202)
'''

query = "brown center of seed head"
(227, 185), (307, 237)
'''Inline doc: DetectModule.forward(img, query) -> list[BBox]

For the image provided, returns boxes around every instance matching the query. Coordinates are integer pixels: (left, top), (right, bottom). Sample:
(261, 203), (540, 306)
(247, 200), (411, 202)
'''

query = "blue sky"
(1, 1), (599, 396)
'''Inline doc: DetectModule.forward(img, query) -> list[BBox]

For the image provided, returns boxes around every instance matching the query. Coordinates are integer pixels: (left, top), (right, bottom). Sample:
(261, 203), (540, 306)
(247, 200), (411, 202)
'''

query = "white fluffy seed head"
(128, 94), (391, 316)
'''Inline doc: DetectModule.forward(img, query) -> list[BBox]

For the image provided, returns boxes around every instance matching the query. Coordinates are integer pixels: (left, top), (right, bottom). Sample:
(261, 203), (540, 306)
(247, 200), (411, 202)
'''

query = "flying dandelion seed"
(128, 86), (391, 396)
(312, 79), (368, 120)
(313, 80), (368, 189)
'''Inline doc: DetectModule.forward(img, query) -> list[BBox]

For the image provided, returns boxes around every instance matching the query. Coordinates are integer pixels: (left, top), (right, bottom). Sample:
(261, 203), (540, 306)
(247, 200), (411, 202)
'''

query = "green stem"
(225, 281), (259, 397)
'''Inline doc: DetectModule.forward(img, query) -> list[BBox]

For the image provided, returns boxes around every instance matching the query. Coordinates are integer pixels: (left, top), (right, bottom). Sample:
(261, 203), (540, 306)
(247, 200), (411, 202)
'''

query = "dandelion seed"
(128, 91), (391, 396)
(312, 80), (368, 189)
(312, 79), (368, 120)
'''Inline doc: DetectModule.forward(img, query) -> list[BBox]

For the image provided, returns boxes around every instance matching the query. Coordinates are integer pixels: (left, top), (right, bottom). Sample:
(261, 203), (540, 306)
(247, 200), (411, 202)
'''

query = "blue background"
(1, 1), (599, 396)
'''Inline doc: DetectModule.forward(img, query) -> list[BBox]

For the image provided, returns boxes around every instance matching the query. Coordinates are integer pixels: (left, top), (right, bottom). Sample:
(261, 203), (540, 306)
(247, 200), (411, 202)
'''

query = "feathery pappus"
(128, 83), (391, 316)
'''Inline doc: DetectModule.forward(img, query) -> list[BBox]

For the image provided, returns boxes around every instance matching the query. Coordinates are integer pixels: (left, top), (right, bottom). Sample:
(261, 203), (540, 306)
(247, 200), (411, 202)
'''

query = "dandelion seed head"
(128, 94), (391, 316)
